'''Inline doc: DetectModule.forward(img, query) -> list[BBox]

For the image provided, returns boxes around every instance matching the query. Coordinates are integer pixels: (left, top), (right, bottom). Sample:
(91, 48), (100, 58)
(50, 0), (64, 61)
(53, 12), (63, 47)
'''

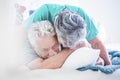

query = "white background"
(0, 0), (120, 69)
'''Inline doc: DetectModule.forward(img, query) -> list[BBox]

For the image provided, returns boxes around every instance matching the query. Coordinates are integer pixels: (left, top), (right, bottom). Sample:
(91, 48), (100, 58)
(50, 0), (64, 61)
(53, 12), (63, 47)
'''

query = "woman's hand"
(95, 57), (104, 66)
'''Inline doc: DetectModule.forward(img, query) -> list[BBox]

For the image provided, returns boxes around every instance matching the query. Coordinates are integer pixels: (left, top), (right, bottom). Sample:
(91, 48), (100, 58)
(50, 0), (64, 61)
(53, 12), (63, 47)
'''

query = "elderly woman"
(54, 9), (104, 65)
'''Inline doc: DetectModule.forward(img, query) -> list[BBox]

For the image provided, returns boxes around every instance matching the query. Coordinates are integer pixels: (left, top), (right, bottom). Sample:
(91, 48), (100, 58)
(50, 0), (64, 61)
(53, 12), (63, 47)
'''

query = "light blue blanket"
(77, 50), (120, 74)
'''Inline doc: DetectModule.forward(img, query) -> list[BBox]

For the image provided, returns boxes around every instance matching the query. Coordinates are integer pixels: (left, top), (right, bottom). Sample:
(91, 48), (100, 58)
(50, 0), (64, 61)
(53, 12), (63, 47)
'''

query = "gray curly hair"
(54, 9), (86, 48)
(28, 20), (55, 45)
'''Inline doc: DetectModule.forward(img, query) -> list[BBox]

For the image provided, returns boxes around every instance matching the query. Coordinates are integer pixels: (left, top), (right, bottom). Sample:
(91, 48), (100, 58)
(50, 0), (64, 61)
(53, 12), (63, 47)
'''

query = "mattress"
(3, 66), (120, 80)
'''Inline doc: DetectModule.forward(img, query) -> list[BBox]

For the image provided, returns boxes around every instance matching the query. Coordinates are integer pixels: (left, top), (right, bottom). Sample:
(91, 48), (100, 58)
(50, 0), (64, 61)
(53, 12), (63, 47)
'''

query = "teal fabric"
(77, 50), (120, 74)
(24, 4), (98, 41)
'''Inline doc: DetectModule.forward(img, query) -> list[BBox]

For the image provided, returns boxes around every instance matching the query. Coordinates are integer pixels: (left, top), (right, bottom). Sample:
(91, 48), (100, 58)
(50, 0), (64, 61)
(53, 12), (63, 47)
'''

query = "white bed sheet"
(3, 66), (120, 80)
(28, 69), (120, 80)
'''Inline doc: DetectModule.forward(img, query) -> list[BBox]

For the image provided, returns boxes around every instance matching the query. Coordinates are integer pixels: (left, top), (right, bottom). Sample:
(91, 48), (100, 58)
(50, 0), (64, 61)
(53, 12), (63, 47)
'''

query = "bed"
(13, 2), (120, 80)
(3, 66), (120, 80)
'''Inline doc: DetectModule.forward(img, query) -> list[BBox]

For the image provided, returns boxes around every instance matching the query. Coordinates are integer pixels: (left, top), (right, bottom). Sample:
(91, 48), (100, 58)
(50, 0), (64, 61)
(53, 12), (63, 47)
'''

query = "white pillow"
(62, 47), (100, 69)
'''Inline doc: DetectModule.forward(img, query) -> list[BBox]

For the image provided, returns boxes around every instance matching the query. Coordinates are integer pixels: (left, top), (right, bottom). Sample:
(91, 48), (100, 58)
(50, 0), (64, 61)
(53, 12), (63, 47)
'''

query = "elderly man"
(27, 20), (73, 69)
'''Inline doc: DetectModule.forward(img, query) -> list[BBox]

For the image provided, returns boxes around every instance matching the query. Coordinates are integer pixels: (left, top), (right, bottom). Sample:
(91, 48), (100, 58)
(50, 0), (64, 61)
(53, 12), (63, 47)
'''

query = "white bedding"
(28, 69), (120, 80)
(3, 66), (120, 80)
(13, 2), (120, 80)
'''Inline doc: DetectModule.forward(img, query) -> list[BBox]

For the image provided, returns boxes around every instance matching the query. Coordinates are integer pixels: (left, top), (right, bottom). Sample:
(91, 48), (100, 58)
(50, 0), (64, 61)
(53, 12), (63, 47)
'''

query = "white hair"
(28, 20), (55, 45)
(54, 9), (86, 48)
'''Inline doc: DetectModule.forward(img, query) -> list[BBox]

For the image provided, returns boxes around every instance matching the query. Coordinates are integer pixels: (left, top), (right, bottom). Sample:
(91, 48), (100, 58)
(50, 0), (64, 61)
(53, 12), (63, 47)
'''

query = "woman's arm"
(27, 49), (74, 70)
(89, 37), (111, 65)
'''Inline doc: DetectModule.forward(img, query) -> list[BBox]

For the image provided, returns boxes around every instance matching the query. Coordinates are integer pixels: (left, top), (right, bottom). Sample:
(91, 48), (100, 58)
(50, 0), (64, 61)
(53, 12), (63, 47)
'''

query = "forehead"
(35, 36), (58, 49)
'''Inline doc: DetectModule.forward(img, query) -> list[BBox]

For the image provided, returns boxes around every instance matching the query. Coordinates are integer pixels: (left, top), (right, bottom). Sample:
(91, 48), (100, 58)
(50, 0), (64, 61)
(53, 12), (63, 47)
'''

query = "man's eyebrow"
(43, 48), (49, 51)
(39, 42), (59, 51)
(40, 48), (49, 51)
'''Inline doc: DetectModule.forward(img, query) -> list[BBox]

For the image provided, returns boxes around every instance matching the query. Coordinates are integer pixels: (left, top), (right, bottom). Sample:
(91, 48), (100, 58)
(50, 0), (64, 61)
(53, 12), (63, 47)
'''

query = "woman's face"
(33, 36), (61, 59)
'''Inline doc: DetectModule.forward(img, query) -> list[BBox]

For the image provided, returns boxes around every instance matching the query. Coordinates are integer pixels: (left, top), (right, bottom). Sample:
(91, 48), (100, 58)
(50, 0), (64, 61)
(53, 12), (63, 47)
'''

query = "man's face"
(33, 36), (61, 59)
